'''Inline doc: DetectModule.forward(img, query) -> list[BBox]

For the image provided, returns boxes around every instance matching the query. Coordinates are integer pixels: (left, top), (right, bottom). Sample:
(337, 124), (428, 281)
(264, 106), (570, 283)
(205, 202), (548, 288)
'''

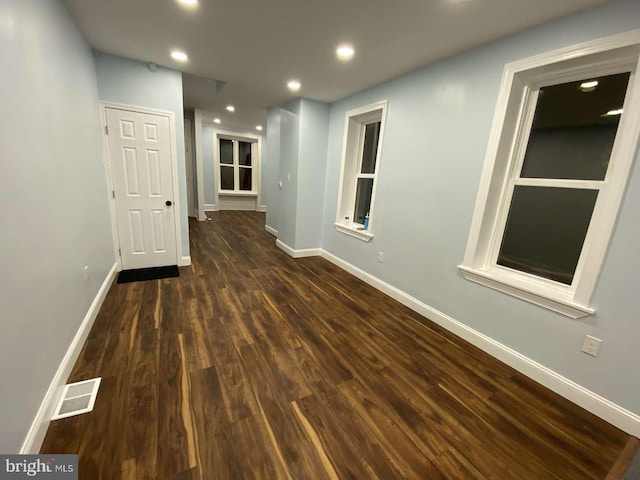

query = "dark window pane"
(353, 178), (374, 224)
(498, 186), (598, 285)
(239, 167), (252, 191)
(521, 72), (630, 180)
(361, 122), (381, 174)
(220, 139), (233, 165)
(239, 141), (252, 166)
(220, 166), (234, 190)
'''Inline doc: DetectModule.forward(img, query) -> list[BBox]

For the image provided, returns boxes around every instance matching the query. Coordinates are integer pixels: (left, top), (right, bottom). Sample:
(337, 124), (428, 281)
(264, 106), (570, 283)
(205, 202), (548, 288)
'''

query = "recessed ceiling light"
(213, 118), (221, 124)
(580, 80), (598, 92)
(177, 0), (198, 4)
(170, 50), (188, 62)
(603, 108), (624, 117)
(336, 44), (355, 61)
(256, 125), (263, 131)
(287, 80), (301, 92)
(226, 105), (235, 112)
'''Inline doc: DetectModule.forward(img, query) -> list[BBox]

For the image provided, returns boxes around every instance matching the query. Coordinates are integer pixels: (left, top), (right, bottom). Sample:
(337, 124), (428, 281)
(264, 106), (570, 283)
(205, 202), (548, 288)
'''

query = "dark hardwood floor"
(41, 211), (631, 479)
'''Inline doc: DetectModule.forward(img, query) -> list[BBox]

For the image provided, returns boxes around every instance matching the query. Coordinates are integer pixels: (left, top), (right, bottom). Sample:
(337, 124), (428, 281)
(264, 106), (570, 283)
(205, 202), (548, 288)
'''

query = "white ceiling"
(66, 0), (613, 132)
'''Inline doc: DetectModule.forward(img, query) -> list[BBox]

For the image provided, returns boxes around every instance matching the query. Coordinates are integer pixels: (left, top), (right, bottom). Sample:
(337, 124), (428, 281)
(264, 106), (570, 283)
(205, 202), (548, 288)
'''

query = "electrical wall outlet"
(582, 335), (602, 357)
(83, 266), (89, 283)
(378, 252), (384, 263)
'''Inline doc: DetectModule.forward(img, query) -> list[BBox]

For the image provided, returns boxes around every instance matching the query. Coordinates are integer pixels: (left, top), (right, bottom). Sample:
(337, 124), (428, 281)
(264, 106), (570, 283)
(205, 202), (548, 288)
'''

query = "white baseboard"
(265, 225), (277, 237)
(20, 263), (118, 454)
(204, 204), (217, 212)
(256, 204), (267, 212)
(275, 239), (322, 259)
(319, 249), (640, 437)
(180, 255), (191, 266)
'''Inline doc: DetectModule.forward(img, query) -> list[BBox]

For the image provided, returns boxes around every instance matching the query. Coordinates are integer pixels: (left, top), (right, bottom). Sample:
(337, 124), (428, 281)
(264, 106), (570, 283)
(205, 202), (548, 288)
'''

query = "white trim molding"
(257, 204), (267, 212)
(318, 249), (640, 437)
(204, 204), (217, 212)
(21, 263), (118, 454)
(265, 225), (278, 237)
(275, 239), (321, 258)
(459, 30), (640, 318)
(180, 256), (191, 266)
(334, 223), (373, 242)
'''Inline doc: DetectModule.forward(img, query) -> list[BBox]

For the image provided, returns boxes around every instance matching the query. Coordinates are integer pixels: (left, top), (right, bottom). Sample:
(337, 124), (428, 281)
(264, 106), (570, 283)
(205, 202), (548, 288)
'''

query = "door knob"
(166, 200), (173, 206)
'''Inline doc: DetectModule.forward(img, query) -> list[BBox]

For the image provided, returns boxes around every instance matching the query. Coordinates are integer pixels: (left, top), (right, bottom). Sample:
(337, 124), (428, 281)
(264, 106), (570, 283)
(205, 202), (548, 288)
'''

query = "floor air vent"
(51, 378), (101, 420)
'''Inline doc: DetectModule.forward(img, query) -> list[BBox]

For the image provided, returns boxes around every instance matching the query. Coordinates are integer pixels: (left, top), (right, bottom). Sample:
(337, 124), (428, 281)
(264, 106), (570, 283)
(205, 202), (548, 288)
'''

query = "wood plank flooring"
(41, 211), (631, 479)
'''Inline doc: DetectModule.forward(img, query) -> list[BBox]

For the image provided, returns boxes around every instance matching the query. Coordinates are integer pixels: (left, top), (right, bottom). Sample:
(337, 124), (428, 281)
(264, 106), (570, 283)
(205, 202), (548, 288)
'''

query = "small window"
(218, 138), (256, 193)
(459, 34), (640, 318)
(335, 101), (387, 242)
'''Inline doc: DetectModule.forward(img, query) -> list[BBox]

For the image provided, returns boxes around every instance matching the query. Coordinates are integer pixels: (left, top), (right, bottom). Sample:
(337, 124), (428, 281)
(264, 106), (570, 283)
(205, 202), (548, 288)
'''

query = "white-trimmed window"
(218, 136), (256, 193)
(459, 31), (640, 318)
(335, 100), (387, 242)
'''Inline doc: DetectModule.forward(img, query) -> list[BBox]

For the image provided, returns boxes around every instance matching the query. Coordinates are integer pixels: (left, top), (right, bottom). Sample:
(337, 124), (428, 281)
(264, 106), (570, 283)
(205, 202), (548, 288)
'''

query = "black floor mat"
(117, 265), (179, 284)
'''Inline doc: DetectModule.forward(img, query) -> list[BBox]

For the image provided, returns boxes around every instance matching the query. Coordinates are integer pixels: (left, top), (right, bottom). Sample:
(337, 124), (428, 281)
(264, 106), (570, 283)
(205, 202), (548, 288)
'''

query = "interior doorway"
(102, 103), (182, 269)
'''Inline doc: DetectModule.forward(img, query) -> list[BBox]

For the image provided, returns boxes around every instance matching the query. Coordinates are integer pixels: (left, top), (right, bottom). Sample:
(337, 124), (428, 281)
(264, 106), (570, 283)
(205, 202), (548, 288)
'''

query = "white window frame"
(459, 30), (640, 319)
(214, 132), (259, 196)
(334, 100), (388, 242)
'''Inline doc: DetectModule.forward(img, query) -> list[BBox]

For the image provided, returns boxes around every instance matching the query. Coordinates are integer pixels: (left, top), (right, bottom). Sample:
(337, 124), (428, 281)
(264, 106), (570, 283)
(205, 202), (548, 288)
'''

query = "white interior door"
(106, 107), (178, 269)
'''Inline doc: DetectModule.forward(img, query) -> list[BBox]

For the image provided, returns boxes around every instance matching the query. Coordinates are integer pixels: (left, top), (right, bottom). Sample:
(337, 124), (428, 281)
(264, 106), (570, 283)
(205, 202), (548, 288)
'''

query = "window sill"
(218, 191), (258, 197)
(457, 265), (594, 319)
(334, 223), (373, 242)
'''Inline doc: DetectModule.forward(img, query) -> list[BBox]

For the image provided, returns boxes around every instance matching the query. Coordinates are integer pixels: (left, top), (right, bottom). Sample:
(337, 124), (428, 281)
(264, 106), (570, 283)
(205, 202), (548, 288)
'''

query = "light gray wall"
(265, 108), (281, 231)
(320, 0), (640, 416)
(184, 111), (197, 217)
(0, 0), (113, 452)
(94, 53), (189, 257)
(296, 99), (330, 249)
(202, 124), (216, 205)
(278, 105), (301, 247)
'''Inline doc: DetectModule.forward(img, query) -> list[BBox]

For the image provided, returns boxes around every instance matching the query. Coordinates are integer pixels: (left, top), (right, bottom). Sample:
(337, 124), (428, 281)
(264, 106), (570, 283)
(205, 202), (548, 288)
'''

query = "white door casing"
(105, 107), (178, 269)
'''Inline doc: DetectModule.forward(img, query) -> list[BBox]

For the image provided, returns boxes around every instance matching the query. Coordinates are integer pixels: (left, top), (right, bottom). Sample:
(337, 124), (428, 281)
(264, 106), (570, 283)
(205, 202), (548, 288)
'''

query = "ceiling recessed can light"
(213, 118), (221, 124)
(170, 50), (188, 62)
(287, 80), (301, 91)
(581, 80), (598, 89)
(603, 108), (624, 116)
(226, 105), (235, 112)
(178, 0), (198, 4)
(580, 80), (599, 92)
(336, 44), (355, 60)
(256, 125), (263, 131)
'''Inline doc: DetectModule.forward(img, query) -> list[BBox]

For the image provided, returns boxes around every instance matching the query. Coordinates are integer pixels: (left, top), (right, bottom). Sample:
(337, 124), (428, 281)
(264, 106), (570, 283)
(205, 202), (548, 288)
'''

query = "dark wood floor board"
(431, 380), (565, 480)
(296, 390), (402, 480)
(208, 319), (259, 424)
(156, 333), (197, 477)
(450, 378), (582, 479)
(337, 378), (448, 480)
(41, 211), (630, 479)
(239, 343), (336, 480)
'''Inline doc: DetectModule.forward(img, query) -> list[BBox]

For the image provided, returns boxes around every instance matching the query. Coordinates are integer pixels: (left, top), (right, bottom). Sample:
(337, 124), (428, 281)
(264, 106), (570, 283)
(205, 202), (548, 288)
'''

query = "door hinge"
(112, 190), (115, 199)
(118, 247), (121, 257)
(105, 125), (109, 135)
